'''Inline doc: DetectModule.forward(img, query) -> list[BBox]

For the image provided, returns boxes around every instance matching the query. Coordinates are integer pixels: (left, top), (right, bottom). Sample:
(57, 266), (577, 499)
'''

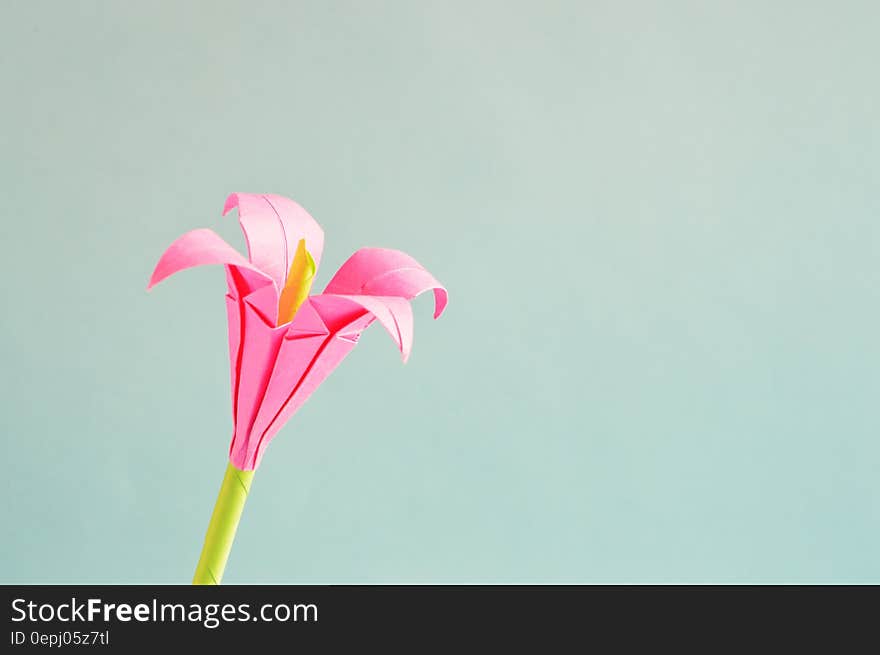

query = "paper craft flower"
(149, 193), (447, 584)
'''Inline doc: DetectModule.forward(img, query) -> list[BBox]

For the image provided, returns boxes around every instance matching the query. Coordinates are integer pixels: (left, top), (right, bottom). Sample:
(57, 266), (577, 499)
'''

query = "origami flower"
(149, 193), (447, 584)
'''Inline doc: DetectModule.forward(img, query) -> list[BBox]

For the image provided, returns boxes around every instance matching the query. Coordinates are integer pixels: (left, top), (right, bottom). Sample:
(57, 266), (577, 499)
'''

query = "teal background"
(1, 2), (878, 583)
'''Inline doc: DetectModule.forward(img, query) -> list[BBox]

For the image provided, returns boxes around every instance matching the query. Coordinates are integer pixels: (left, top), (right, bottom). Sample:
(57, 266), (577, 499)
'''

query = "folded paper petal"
(240, 299), (335, 469)
(147, 228), (272, 290)
(238, 295), (377, 469)
(223, 193), (325, 292)
(324, 294), (414, 362)
(228, 295), (288, 467)
(323, 247), (448, 318)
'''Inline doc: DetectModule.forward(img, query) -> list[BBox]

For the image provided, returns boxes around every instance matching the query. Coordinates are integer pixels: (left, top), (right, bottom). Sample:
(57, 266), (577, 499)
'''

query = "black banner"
(1, 585), (872, 649)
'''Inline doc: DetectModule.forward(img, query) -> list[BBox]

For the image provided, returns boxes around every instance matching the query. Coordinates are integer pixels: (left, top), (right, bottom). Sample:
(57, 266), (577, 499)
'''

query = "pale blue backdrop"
(1, 2), (878, 583)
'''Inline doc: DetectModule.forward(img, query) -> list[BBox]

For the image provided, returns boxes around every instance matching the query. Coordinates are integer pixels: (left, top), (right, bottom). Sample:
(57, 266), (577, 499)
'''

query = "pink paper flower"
(149, 193), (447, 470)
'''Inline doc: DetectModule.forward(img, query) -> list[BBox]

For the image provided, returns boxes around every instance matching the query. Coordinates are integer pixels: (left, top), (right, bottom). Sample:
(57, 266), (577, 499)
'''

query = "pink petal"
(241, 300), (334, 469)
(323, 247), (448, 318)
(240, 296), (375, 469)
(324, 294), (414, 362)
(223, 193), (325, 291)
(147, 228), (271, 290)
(226, 293), (288, 469)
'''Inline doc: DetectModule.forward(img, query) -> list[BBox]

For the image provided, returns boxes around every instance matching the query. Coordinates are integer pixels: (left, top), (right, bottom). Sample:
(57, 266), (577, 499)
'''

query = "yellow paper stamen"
(277, 238), (316, 326)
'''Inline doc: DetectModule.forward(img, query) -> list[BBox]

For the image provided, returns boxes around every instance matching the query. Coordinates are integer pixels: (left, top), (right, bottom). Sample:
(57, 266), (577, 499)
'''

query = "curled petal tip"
(147, 263), (172, 290)
(399, 335), (412, 364)
(148, 262), (171, 290)
(222, 193), (239, 216)
(433, 288), (449, 319)
(400, 339), (413, 363)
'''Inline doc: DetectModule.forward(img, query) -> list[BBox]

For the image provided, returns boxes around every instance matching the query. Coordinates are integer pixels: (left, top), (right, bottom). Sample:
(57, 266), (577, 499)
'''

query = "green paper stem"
(192, 461), (254, 585)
